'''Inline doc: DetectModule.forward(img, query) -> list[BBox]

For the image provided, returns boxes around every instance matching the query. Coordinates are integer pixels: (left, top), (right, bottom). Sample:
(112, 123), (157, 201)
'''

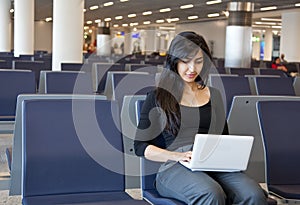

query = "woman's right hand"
(145, 145), (193, 163)
(175, 151), (192, 162)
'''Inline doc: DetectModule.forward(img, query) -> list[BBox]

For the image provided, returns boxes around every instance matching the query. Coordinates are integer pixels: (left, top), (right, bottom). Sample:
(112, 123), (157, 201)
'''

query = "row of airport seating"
(9, 92), (284, 205)
(1, 64), (298, 203)
(213, 66), (294, 77)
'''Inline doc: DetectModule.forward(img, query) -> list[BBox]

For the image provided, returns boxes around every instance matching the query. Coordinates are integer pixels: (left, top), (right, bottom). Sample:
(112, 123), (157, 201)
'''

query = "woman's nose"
(187, 62), (195, 72)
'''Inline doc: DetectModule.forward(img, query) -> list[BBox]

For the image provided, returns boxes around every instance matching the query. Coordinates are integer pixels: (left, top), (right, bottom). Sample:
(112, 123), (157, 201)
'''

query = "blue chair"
(136, 100), (185, 205)
(61, 62), (84, 71)
(9, 94), (106, 196)
(229, 67), (255, 76)
(92, 63), (124, 94)
(257, 101), (300, 203)
(106, 72), (156, 109)
(14, 60), (51, 89)
(21, 98), (147, 205)
(209, 75), (251, 117)
(38, 71), (93, 94)
(254, 77), (295, 96)
(259, 69), (288, 77)
(228, 95), (300, 183)
(121, 95), (147, 189)
(0, 69), (36, 135)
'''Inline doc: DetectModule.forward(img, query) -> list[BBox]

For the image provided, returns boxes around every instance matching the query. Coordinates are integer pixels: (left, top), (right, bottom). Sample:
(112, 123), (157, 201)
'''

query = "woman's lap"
(156, 163), (267, 205)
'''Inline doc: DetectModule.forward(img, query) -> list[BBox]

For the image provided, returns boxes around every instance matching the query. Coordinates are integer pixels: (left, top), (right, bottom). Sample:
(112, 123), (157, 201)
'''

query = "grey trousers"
(156, 163), (267, 205)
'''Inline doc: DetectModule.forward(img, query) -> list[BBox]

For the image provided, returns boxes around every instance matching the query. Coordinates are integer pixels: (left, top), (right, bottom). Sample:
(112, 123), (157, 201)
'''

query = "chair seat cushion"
(143, 190), (185, 205)
(269, 185), (300, 200)
(23, 191), (148, 205)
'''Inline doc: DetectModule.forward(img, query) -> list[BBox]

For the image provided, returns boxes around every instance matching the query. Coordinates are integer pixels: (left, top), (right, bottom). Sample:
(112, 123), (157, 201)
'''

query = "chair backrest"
(121, 95), (147, 189)
(135, 100), (161, 191)
(9, 94), (107, 196)
(246, 75), (280, 95)
(229, 68), (255, 76)
(61, 63), (84, 71)
(227, 95), (300, 183)
(0, 70), (36, 121)
(111, 73), (156, 108)
(92, 63), (124, 93)
(293, 76), (300, 96)
(254, 77), (295, 96)
(39, 71), (93, 94)
(22, 98), (124, 197)
(259, 69), (287, 77)
(127, 64), (158, 74)
(14, 60), (51, 89)
(257, 101), (300, 185)
(209, 75), (251, 117)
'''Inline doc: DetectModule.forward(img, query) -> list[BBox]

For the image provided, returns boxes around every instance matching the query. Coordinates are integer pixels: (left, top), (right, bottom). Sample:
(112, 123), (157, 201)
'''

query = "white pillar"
(0, 0), (11, 52)
(52, 0), (84, 71)
(225, 26), (252, 68)
(96, 22), (111, 56)
(280, 11), (300, 62)
(14, 0), (34, 57)
(225, 2), (254, 68)
(263, 29), (273, 61)
(123, 28), (132, 55)
(144, 28), (156, 54)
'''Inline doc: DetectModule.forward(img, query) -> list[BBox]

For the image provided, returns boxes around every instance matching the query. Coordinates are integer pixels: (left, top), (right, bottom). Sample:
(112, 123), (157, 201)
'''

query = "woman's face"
(275, 58), (281, 64)
(177, 49), (204, 83)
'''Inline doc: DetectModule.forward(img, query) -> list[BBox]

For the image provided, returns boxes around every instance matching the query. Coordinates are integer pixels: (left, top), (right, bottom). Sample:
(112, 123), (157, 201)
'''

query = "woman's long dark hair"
(156, 31), (213, 135)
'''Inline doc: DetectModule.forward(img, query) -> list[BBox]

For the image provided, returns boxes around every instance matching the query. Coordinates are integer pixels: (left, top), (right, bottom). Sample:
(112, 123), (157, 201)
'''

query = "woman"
(134, 31), (267, 204)
(271, 57), (288, 72)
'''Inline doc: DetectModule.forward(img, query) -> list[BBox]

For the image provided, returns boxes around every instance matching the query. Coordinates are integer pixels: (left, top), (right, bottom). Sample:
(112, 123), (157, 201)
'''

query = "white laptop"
(180, 134), (254, 172)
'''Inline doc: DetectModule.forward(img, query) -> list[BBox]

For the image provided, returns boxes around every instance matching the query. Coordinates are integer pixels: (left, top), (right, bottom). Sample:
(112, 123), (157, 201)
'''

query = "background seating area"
(1, 52), (300, 205)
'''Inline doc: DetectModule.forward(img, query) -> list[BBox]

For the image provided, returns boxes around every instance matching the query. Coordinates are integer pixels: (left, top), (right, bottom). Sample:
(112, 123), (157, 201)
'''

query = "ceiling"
(32, 0), (300, 29)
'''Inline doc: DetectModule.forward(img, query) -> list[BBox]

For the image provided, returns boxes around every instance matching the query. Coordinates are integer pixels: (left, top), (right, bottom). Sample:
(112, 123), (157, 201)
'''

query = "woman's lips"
(186, 73), (196, 78)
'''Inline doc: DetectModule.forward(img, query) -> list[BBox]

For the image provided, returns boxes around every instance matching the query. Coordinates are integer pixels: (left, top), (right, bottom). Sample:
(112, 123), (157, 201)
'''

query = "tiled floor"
(0, 189), (142, 205)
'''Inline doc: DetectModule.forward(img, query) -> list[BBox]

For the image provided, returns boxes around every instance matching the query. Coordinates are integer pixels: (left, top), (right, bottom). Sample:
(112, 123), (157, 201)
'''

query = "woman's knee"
(190, 184), (226, 205)
(237, 187), (267, 204)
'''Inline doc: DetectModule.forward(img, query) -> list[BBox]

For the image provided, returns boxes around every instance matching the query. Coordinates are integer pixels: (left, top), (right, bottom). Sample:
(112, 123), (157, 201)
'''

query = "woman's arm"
(144, 145), (192, 162)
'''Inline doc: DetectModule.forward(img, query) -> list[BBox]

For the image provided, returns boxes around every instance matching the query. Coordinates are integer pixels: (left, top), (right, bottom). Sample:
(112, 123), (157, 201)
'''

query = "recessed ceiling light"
(122, 23), (128, 27)
(113, 24), (119, 27)
(261, 18), (281, 22)
(255, 21), (276, 25)
(104, 18), (111, 21)
(115, 16), (123, 20)
(120, 0), (129, 2)
(271, 26), (282, 29)
(166, 18), (179, 23)
(188, 16), (198, 20)
(130, 22), (139, 26)
(159, 8), (171, 13)
(295, 3), (300, 6)
(143, 21), (151, 24)
(260, 6), (277, 11)
(207, 13), (220, 17)
(95, 19), (101, 23)
(142, 11), (152, 15)
(180, 4), (194, 9)
(206, 0), (222, 5)
(103, 2), (114, 7)
(89, 5), (99, 10)
(45, 17), (52, 22)
(86, 21), (93, 24)
(156, 19), (165, 23)
(83, 9), (86, 12)
(128, 13), (136, 18)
